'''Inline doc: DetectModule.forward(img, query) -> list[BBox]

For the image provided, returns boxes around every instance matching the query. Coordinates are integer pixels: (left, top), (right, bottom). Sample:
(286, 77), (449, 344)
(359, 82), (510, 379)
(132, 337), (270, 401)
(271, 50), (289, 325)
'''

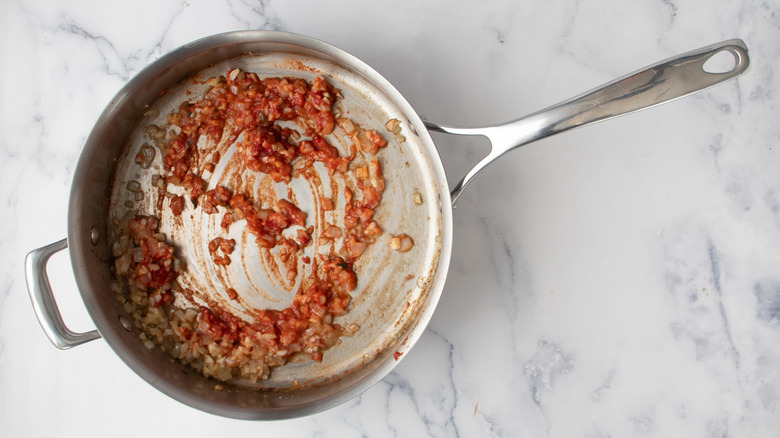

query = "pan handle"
(423, 39), (750, 204)
(25, 238), (101, 349)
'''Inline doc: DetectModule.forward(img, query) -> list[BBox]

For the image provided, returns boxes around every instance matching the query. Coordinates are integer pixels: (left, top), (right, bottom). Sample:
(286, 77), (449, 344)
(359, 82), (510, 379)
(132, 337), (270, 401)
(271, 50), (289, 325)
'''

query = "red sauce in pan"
(114, 69), (399, 382)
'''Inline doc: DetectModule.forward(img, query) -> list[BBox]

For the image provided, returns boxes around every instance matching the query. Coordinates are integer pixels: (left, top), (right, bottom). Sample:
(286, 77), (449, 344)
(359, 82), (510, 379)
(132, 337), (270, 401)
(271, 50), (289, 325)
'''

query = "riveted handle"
(425, 39), (750, 204)
(25, 238), (101, 349)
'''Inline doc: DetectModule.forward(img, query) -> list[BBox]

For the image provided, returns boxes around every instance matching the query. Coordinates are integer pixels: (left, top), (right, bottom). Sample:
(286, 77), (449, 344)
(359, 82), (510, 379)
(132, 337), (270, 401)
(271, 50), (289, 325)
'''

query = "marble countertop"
(2, 0), (779, 436)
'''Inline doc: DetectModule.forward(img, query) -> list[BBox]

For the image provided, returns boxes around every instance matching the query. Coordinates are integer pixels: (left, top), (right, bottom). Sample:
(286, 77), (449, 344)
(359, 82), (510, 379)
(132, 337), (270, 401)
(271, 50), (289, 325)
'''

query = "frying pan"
(24, 31), (749, 419)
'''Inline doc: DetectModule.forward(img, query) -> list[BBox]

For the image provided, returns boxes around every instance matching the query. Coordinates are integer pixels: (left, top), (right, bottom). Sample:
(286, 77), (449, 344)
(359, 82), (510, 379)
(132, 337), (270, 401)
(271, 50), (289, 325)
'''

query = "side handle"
(25, 239), (101, 349)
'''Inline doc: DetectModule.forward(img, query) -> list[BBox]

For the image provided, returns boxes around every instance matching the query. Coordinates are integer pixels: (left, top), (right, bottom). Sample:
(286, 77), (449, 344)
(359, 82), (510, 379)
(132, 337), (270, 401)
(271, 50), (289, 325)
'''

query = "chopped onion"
(135, 144), (156, 169)
(385, 118), (402, 134)
(126, 180), (142, 193)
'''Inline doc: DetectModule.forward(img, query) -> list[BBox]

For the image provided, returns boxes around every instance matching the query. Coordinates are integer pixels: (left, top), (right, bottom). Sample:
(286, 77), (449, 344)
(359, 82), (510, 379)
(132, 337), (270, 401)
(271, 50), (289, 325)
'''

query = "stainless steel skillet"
(25, 31), (748, 419)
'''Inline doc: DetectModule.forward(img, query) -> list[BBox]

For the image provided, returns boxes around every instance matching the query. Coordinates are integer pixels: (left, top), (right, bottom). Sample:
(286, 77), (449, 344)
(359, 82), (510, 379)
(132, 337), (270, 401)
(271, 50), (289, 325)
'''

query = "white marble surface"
(2, 0), (779, 436)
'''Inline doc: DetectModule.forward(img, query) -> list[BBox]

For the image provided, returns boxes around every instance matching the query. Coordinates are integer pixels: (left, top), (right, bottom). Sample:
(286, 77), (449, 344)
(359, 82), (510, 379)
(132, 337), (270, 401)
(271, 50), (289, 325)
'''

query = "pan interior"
(107, 50), (444, 390)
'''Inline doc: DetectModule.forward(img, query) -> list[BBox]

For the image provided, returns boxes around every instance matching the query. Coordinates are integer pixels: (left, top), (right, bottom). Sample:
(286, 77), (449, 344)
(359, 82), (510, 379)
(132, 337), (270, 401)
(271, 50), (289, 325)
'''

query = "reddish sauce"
(180, 256), (355, 363)
(125, 216), (176, 308)
(121, 70), (394, 373)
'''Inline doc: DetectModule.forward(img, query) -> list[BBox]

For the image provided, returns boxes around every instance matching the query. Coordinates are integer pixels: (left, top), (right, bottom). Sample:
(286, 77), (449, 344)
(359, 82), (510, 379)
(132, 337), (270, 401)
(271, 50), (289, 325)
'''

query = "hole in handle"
(703, 49), (738, 74)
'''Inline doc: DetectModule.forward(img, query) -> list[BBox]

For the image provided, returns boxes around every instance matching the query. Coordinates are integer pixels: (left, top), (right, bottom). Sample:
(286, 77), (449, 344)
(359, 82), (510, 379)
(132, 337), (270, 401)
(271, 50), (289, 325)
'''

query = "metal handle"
(424, 39), (750, 204)
(25, 238), (101, 349)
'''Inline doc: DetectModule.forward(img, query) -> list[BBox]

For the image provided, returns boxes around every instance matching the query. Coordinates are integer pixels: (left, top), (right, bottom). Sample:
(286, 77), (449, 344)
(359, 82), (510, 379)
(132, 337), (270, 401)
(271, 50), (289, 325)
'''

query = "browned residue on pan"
(107, 53), (445, 389)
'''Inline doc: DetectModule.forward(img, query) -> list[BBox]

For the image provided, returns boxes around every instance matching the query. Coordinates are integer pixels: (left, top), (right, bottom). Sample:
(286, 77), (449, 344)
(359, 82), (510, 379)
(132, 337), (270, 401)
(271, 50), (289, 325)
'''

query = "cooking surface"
(3, 0), (780, 436)
(106, 49), (447, 389)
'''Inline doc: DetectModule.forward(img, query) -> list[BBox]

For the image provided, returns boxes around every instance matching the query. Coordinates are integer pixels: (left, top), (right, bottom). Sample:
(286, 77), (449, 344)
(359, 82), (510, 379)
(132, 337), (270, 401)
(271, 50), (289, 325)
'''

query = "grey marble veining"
(2, 0), (779, 436)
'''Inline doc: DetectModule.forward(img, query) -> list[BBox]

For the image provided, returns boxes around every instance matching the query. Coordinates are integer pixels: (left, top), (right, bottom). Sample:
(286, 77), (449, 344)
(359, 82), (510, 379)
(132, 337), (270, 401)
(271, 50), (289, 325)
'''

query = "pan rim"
(67, 30), (453, 419)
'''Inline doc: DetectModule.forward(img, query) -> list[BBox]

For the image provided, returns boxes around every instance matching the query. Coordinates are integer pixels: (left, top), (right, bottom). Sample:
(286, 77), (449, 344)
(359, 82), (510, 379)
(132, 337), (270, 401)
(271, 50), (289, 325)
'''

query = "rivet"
(90, 226), (99, 245)
(118, 315), (133, 332)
